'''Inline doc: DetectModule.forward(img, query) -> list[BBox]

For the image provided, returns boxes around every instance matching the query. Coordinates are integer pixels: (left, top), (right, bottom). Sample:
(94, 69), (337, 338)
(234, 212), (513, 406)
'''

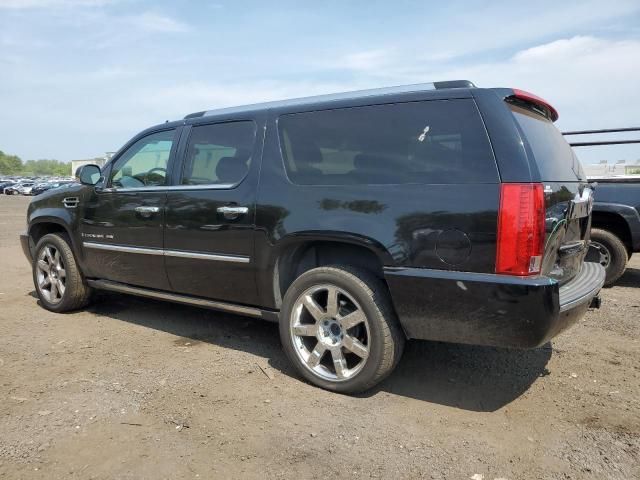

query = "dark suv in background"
(21, 81), (604, 393)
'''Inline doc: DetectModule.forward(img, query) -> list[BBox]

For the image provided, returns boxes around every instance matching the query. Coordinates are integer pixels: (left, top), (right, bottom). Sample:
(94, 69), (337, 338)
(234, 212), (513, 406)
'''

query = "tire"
(279, 265), (405, 393)
(32, 233), (92, 312)
(590, 228), (628, 286)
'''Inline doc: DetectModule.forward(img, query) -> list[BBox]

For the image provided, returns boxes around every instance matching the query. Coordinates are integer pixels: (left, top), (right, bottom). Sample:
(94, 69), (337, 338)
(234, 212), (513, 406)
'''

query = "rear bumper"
(384, 262), (605, 349)
(20, 232), (33, 263)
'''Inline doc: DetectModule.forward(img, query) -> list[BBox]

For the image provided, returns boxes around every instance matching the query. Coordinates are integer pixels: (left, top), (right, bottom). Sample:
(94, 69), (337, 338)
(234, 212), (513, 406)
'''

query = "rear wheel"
(279, 265), (404, 393)
(590, 228), (628, 286)
(33, 233), (92, 312)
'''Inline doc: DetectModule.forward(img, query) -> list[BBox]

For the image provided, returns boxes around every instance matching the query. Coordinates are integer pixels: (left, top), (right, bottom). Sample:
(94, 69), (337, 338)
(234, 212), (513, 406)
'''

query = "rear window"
(509, 104), (585, 182)
(278, 99), (498, 185)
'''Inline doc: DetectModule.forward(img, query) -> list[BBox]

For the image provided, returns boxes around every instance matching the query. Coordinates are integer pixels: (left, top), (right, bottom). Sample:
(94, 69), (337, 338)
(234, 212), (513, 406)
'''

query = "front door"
(164, 119), (262, 305)
(80, 128), (180, 290)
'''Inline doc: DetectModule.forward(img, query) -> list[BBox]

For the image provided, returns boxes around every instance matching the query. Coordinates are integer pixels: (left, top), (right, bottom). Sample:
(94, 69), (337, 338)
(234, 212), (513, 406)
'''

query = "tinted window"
(510, 104), (585, 181)
(278, 99), (497, 185)
(110, 130), (175, 188)
(181, 121), (256, 186)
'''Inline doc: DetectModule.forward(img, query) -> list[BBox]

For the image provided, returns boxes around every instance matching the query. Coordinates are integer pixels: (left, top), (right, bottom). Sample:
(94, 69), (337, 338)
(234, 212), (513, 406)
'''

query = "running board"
(86, 279), (279, 322)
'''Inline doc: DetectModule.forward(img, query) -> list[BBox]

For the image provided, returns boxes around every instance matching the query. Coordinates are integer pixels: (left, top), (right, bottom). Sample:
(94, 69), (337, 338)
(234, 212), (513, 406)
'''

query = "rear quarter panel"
(254, 113), (500, 309)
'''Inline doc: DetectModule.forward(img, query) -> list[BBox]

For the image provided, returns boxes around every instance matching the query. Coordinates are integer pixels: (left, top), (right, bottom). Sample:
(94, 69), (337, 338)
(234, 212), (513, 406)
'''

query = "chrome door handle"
(135, 206), (160, 217)
(217, 206), (248, 219)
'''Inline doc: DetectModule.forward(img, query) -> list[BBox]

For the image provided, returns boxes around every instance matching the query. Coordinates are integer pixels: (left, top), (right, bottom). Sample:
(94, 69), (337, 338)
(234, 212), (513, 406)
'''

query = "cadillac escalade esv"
(21, 81), (605, 393)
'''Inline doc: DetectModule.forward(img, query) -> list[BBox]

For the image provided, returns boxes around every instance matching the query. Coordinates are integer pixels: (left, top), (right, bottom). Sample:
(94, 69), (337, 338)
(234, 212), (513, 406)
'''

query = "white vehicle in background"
(4, 182), (34, 195)
(18, 183), (36, 195)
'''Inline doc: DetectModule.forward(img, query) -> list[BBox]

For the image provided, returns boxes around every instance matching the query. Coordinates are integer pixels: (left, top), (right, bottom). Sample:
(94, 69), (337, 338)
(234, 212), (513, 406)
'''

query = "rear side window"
(278, 99), (497, 185)
(509, 104), (585, 182)
(181, 121), (256, 186)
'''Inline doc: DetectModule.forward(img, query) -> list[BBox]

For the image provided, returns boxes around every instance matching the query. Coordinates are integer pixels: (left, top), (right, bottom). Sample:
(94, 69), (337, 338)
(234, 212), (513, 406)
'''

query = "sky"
(1, 0), (639, 165)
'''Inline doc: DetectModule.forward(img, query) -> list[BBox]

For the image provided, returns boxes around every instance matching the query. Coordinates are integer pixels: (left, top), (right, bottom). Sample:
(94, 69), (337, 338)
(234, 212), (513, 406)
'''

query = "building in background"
(583, 159), (640, 177)
(70, 152), (114, 176)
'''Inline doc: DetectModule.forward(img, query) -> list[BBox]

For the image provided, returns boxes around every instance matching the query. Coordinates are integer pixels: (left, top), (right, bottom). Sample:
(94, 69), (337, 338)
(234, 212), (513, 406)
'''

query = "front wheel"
(33, 233), (92, 312)
(279, 265), (404, 393)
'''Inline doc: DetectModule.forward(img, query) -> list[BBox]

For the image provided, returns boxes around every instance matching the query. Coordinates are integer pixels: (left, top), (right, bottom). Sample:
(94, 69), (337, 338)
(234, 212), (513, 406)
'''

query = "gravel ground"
(0, 195), (638, 479)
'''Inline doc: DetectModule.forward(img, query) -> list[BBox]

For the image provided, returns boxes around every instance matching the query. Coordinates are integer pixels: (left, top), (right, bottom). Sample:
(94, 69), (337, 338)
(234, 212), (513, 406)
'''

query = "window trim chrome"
(82, 242), (250, 263)
(99, 184), (237, 193)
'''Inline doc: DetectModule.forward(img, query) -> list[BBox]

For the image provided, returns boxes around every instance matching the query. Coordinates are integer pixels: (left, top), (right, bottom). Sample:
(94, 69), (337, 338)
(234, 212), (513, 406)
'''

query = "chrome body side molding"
(82, 242), (250, 263)
(83, 242), (163, 256)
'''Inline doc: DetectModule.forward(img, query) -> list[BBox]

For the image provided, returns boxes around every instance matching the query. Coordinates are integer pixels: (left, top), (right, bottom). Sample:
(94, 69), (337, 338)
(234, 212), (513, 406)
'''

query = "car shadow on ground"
(62, 291), (552, 412)
(615, 267), (640, 288)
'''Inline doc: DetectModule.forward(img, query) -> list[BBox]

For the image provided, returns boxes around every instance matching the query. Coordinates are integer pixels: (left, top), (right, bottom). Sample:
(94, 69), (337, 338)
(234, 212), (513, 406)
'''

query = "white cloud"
(329, 36), (640, 130)
(341, 49), (395, 72)
(0, 0), (112, 8)
(126, 12), (189, 33)
(1, 0), (639, 163)
(513, 36), (602, 62)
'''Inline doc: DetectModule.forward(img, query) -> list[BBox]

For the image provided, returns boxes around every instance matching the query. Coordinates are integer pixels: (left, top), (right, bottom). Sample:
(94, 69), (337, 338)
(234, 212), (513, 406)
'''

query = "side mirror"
(76, 164), (101, 186)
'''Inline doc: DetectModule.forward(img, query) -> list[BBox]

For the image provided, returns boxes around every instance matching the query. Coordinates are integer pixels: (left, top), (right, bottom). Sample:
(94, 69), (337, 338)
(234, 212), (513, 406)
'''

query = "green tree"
(23, 159), (70, 176)
(0, 150), (70, 176)
(0, 151), (24, 175)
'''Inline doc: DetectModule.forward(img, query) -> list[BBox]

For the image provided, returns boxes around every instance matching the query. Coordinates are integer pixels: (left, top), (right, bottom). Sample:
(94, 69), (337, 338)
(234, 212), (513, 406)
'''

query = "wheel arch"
(28, 218), (81, 262)
(270, 233), (394, 309)
(591, 208), (634, 257)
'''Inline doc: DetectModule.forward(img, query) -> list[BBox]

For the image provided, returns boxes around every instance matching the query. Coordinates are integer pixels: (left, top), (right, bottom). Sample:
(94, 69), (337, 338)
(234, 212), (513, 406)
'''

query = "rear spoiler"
(505, 89), (559, 122)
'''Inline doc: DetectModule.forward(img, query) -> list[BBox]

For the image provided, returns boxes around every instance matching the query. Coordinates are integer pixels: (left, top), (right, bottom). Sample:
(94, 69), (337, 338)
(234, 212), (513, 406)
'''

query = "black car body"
(31, 181), (73, 196)
(586, 176), (640, 284)
(21, 81), (605, 392)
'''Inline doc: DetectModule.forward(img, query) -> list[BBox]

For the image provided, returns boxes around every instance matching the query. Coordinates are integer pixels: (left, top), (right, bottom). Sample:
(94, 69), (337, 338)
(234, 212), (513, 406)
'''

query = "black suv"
(21, 81), (605, 393)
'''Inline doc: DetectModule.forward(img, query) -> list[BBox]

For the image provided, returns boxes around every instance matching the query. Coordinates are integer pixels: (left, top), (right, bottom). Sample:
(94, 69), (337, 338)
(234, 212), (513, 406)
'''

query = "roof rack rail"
(183, 80), (476, 120)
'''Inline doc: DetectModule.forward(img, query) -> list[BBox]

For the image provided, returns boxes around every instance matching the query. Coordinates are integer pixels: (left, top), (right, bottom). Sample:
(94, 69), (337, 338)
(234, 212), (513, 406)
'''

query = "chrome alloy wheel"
(590, 241), (611, 268)
(290, 284), (370, 382)
(36, 244), (66, 304)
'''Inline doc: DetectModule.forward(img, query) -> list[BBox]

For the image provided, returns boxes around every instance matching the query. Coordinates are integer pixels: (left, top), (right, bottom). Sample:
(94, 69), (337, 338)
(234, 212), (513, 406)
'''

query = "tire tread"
(591, 228), (628, 286)
(280, 265), (405, 393)
(33, 233), (92, 312)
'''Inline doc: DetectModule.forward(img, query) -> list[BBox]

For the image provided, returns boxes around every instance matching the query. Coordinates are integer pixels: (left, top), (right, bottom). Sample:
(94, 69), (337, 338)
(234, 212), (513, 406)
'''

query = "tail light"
(496, 183), (546, 276)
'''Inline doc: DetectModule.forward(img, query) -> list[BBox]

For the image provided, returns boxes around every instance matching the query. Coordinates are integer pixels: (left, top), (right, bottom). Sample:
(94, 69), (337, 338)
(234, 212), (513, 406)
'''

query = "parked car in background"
(31, 181), (74, 196)
(21, 81), (604, 393)
(0, 181), (17, 192)
(586, 176), (640, 285)
(4, 182), (34, 195)
(18, 183), (35, 195)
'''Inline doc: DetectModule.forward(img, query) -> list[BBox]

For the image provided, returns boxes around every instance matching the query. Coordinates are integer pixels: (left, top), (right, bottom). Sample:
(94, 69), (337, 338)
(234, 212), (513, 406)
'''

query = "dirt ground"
(0, 194), (638, 480)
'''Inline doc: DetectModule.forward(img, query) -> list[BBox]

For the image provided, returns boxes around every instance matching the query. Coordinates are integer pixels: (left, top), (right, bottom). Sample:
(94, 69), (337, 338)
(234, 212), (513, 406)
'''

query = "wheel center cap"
(319, 319), (343, 346)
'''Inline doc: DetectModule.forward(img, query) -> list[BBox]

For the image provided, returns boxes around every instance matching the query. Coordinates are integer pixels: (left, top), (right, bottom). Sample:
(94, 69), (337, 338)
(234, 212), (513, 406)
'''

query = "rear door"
(163, 118), (263, 305)
(508, 102), (592, 284)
